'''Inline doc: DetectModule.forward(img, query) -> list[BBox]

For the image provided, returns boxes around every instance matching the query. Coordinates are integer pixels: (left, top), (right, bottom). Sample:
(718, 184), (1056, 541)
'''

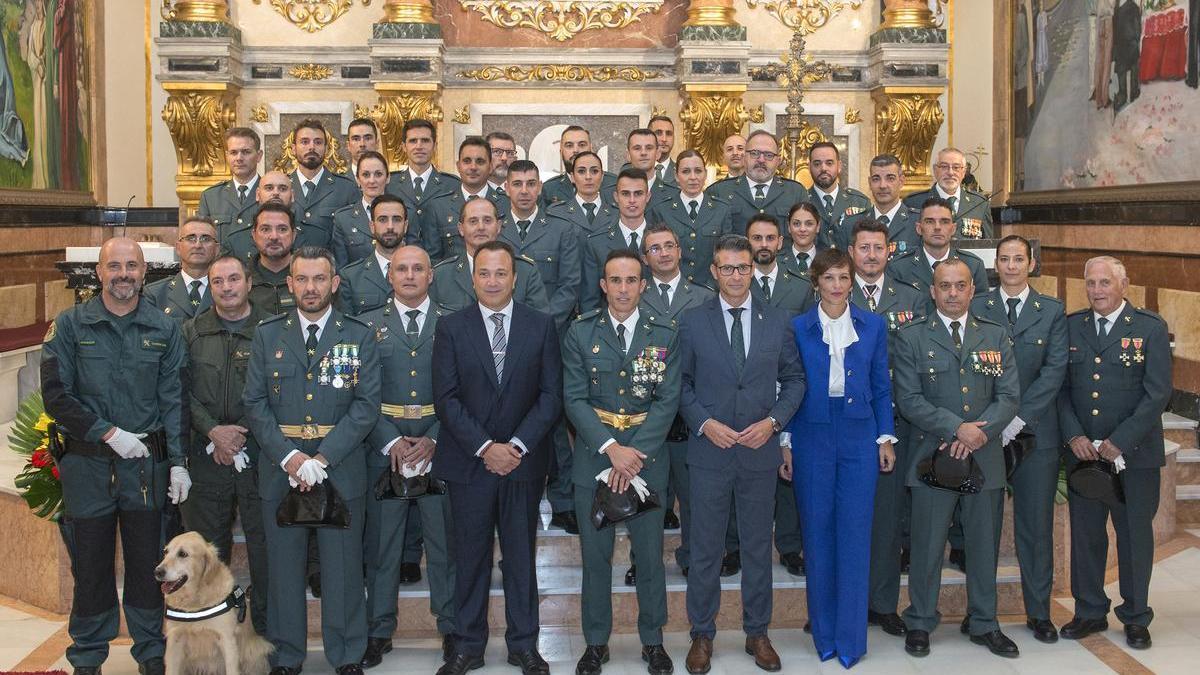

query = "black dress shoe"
(970, 630), (1019, 658)
(780, 552), (805, 576)
(361, 637), (393, 668)
(507, 649), (550, 675)
(1125, 624), (1152, 649)
(72, 668), (101, 675)
(138, 658), (165, 675)
(642, 644), (674, 675)
(1026, 618), (1059, 644)
(867, 610), (906, 636)
(1060, 616), (1109, 640)
(625, 565), (637, 586)
(948, 548), (967, 574)
(308, 572), (322, 598)
(960, 616), (970, 634)
(398, 562), (422, 584)
(269, 668), (302, 675)
(900, 547), (910, 574)
(437, 653), (484, 675)
(336, 665), (365, 675)
(551, 511), (581, 534)
(905, 629), (930, 656)
(803, 621), (811, 634)
(442, 634), (456, 662)
(576, 645), (610, 675)
(664, 510), (680, 530)
(720, 551), (741, 577)
(681, 565), (689, 577)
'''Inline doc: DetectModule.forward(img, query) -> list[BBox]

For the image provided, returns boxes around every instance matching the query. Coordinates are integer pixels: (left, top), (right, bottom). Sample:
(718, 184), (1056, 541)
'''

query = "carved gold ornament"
(161, 0), (230, 22)
(844, 108), (861, 124)
(252, 0), (373, 33)
(453, 105), (471, 124)
(358, 87), (444, 169)
(251, 105), (269, 123)
(651, 105), (667, 119)
(457, 65), (662, 82)
(458, 1), (662, 42)
(744, 0), (863, 35)
(161, 82), (240, 212)
(289, 63), (335, 80)
(679, 90), (760, 174)
(274, 130), (349, 175)
(872, 87), (944, 192)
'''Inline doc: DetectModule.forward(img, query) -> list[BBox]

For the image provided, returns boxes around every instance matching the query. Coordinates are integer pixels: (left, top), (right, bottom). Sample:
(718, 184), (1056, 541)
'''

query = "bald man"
(42, 238), (190, 675)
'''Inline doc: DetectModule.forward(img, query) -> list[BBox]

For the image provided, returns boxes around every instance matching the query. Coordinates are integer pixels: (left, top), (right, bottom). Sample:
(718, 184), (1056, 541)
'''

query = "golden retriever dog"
(156, 532), (272, 675)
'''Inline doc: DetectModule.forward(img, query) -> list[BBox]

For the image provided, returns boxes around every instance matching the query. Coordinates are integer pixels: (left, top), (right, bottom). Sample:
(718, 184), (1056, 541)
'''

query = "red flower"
(31, 448), (50, 469)
(51, 466), (60, 480)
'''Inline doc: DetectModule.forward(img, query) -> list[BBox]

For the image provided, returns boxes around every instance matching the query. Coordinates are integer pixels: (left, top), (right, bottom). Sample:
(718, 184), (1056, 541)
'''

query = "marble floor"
(4, 534), (1199, 675)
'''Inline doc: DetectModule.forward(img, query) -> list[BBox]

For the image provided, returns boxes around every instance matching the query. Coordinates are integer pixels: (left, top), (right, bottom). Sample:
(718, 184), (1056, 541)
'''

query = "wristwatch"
(770, 416), (782, 433)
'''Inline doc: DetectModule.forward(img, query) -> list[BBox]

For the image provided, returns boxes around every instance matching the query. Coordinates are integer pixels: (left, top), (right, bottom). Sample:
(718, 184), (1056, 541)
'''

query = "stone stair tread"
(1177, 484), (1200, 499)
(1163, 411), (1199, 430)
(1177, 447), (1200, 462)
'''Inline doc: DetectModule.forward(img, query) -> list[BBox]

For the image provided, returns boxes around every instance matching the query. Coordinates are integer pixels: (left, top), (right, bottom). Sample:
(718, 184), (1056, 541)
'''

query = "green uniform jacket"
(338, 254), (391, 316)
(548, 198), (619, 237)
(893, 314), (1020, 489)
(705, 175), (808, 236)
(808, 185), (872, 250)
(750, 265), (815, 319)
(291, 170), (359, 251)
(889, 247), (990, 312)
(563, 309), (681, 491)
(648, 194), (733, 288)
(498, 209), (582, 333)
(248, 256), (296, 316)
(540, 171), (618, 210)
(1057, 303), (1172, 469)
(199, 177), (261, 245)
(330, 201), (375, 269)
(243, 309), (382, 501)
(143, 272), (213, 321)
(428, 254), (550, 313)
(182, 304), (273, 461)
(849, 276), (926, 356)
(834, 205), (923, 259)
(387, 168), (461, 251)
(638, 278), (714, 329)
(580, 226), (651, 312)
(419, 188), (511, 263)
(41, 297), (189, 465)
(903, 186), (994, 240)
(218, 222), (259, 265)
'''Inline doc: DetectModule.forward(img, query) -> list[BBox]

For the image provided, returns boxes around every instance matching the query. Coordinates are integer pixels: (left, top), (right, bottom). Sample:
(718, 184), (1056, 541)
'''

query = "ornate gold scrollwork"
(458, 1), (662, 42)
(844, 108), (862, 125)
(679, 88), (758, 173)
(289, 63), (335, 80)
(452, 106), (471, 124)
(872, 87), (944, 192)
(273, 130), (350, 175)
(161, 83), (239, 212)
(776, 121), (828, 181)
(161, 0), (231, 22)
(457, 65), (661, 82)
(651, 105), (667, 119)
(356, 86), (444, 169)
(252, 0), (372, 33)
(251, 105), (269, 123)
(744, 0), (863, 35)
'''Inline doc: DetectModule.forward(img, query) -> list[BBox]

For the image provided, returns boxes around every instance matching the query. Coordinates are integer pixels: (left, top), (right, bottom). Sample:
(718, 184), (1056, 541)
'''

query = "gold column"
(358, 83), (444, 170)
(880, 0), (936, 29)
(679, 85), (761, 177)
(381, 0), (436, 23)
(160, 0), (230, 22)
(161, 82), (239, 213)
(872, 86), (944, 194)
(683, 0), (738, 26)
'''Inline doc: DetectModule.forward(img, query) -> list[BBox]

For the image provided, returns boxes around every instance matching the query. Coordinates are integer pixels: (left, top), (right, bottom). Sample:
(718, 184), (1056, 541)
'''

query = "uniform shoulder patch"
(574, 308), (602, 323)
(43, 320), (56, 343)
(846, 187), (870, 199)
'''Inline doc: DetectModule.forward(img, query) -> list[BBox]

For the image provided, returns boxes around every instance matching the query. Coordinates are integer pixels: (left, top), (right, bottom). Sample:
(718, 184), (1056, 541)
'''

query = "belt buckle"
(612, 414), (629, 432)
(300, 423), (319, 440)
(403, 404), (423, 420)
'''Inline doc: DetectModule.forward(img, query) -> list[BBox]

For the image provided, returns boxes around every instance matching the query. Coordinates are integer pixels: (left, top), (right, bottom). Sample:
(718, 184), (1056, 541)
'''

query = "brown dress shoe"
(745, 635), (781, 672)
(685, 636), (713, 674)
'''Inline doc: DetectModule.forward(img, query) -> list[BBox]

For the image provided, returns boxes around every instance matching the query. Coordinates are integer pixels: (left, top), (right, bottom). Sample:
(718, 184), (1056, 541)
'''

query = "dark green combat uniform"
(143, 272), (212, 321)
(387, 168), (460, 252)
(563, 308), (680, 648)
(904, 186), (994, 240)
(41, 297), (188, 668)
(429, 253), (550, 313)
(180, 304), (273, 635)
(248, 256), (296, 316)
(580, 226), (652, 312)
(498, 209), (582, 334)
(648, 194), (733, 289)
(291, 169), (359, 251)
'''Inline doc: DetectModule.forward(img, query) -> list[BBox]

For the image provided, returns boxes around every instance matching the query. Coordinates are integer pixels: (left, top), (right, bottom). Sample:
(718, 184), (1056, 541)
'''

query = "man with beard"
(835, 154), (922, 259)
(180, 254), (273, 636)
(144, 217), (218, 321)
(721, 134), (746, 180)
(223, 170), (295, 264)
(540, 126), (618, 208)
(486, 131), (517, 194)
(289, 119), (359, 250)
(200, 127), (263, 245)
(890, 197), (989, 313)
(387, 119), (461, 248)
(248, 203), (299, 316)
(344, 117), (380, 179)
(339, 194), (410, 316)
(806, 142), (870, 250)
(42, 237), (191, 675)
(903, 148), (993, 240)
(244, 247), (381, 675)
(648, 116), (678, 188)
(706, 130), (807, 238)
(421, 136), (512, 262)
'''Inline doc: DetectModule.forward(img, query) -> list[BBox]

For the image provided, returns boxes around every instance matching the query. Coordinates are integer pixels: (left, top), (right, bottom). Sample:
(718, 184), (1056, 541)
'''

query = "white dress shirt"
(754, 264), (779, 297)
(179, 269), (209, 299)
(1093, 300), (1127, 335)
(750, 179), (772, 199)
(791, 245), (818, 268)
(462, 185), (489, 202)
(720, 294), (752, 358)
(618, 221), (648, 249)
(297, 168), (326, 197)
(999, 285), (1031, 318)
(680, 192), (705, 212)
(475, 300), (529, 457)
(814, 185), (840, 207)
(598, 308), (641, 455)
(924, 247), (951, 270)
(375, 249), (392, 279)
(874, 202), (903, 223)
(232, 175), (258, 197)
(410, 165), (434, 192)
(576, 194), (602, 211)
(937, 310), (968, 339)
(856, 274), (885, 307)
(652, 273), (681, 306)
(936, 184), (963, 212)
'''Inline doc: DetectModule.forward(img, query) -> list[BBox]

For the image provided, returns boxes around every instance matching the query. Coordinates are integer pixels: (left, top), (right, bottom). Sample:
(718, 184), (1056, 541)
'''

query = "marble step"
(1164, 412), (1199, 449)
(1177, 484), (1200, 525)
(1175, 447), (1200, 486)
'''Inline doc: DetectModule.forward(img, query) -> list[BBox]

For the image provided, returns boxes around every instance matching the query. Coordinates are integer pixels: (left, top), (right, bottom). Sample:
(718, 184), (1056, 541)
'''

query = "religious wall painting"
(0, 0), (95, 200)
(1010, 0), (1200, 201)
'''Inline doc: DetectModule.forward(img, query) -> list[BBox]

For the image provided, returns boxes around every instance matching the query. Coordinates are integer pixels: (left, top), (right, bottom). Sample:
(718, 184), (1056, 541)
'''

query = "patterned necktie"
(628, 230), (639, 251)
(1006, 297), (1021, 326)
(188, 280), (202, 307)
(797, 251), (809, 272)
(823, 194), (834, 216)
(517, 220), (531, 241)
(413, 176), (424, 199)
(490, 313), (507, 383)
(405, 309), (421, 336)
(616, 323), (627, 352)
(688, 200), (698, 221)
(583, 202), (596, 225)
(659, 282), (671, 307)
(729, 308), (746, 374)
(238, 185), (248, 203)
(305, 324), (319, 362)
(1097, 316), (1108, 337)
(950, 320), (962, 349)
(303, 180), (316, 199)
(865, 284), (878, 312)
(947, 196), (958, 215)
(760, 275), (772, 301)
(754, 184), (766, 203)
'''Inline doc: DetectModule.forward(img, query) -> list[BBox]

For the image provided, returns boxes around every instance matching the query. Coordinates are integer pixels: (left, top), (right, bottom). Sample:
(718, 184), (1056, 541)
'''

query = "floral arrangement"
(8, 393), (64, 521)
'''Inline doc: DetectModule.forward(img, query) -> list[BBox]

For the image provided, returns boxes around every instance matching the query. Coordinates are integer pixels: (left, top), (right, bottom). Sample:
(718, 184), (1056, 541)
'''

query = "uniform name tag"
(142, 339), (168, 350)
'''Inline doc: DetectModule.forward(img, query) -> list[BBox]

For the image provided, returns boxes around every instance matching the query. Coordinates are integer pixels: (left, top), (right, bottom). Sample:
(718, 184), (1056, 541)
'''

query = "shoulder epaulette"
(341, 314), (371, 328)
(972, 314), (1003, 328)
(433, 256), (460, 269)
(332, 202), (358, 214)
(574, 308), (603, 322)
(517, 254), (537, 265)
(1134, 307), (1167, 324)
(954, 248), (983, 262)
(258, 313), (288, 325)
(1067, 307), (1090, 318)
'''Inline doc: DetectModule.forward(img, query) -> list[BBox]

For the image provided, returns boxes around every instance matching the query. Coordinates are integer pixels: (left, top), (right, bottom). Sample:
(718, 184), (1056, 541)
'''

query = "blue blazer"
(788, 303), (895, 438)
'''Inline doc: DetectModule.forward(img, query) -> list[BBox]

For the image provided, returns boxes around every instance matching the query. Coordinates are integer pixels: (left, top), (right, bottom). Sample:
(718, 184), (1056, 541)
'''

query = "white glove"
(232, 451), (250, 473)
(1001, 416), (1026, 446)
(297, 458), (328, 486)
(402, 461), (432, 478)
(205, 442), (215, 455)
(594, 469), (652, 502)
(168, 467), (192, 504)
(107, 428), (150, 459)
(1093, 439), (1127, 473)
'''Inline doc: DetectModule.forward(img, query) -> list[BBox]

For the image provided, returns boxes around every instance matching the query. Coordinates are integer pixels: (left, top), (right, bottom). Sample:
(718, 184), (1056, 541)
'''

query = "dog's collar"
(166, 585), (247, 623)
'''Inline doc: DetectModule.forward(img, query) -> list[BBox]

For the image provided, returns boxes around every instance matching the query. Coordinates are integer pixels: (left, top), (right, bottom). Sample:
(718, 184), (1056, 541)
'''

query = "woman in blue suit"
(784, 248), (896, 668)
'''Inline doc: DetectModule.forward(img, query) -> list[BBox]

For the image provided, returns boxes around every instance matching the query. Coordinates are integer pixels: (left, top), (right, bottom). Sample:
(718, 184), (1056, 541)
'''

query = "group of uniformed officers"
(42, 115), (1171, 675)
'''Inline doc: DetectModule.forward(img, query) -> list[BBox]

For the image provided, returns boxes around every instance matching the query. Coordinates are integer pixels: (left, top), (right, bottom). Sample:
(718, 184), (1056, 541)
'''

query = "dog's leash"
(166, 585), (247, 624)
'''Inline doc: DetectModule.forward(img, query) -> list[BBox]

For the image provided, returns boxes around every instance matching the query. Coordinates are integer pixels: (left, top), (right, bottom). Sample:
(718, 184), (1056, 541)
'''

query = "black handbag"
(589, 481), (661, 530)
(373, 467), (448, 500)
(917, 446), (985, 494)
(1003, 433), (1035, 480)
(276, 482), (351, 528)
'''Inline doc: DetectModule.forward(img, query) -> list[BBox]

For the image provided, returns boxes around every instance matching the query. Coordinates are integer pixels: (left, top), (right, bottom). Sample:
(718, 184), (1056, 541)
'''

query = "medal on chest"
(630, 346), (668, 399)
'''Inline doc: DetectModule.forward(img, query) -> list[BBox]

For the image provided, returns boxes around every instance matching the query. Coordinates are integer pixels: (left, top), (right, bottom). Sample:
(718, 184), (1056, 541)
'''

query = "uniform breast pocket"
(921, 357), (953, 397)
(586, 357), (619, 399)
(269, 364), (295, 404)
(536, 256), (558, 285)
(76, 351), (111, 396)
(345, 227), (369, 248)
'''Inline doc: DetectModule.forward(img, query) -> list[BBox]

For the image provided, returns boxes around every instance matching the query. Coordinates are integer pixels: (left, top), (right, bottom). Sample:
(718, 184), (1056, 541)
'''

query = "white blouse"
(819, 303), (859, 397)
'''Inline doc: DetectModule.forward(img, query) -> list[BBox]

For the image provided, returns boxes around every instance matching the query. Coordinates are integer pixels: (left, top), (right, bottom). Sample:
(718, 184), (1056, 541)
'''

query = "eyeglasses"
(646, 242), (679, 255)
(490, 148), (517, 158)
(179, 235), (217, 245)
(935, 163), (966, 172)
(716, 264), (754, 277)
(746, 150), (779, 161)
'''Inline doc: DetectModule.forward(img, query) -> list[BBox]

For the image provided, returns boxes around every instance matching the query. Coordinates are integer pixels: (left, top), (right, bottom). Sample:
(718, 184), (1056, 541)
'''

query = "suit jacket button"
(306, 394), (313, 401)
(847, 397), (853, 404)
(1094, 357), (1102, 364)
(1092, 391), (1099, 399)
(1092, 409), (1100, 416)
(1093, 373), (1101, 381)
(963, 404), (970, 412)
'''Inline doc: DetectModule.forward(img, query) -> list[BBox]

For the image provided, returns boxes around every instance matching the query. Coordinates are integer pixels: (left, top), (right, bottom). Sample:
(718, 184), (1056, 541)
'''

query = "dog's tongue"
(161, 581), (174, 595)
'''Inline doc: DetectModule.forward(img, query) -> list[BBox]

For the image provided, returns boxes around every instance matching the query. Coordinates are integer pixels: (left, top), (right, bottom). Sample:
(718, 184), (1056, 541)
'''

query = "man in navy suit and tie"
(679, 234), (806, 673)
(432, 240), (563, 675)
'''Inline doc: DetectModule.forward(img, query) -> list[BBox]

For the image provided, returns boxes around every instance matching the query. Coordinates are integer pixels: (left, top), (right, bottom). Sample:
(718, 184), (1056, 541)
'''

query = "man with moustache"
(890, 197), (989, 309)
(430, 198), (550, 313)
(846, 219), (925, 637)
(344, 118), (379, 178)
(42, 237), (190, 675)
(706, 130), (807, 237)
(970, 235), (1068, 644)
(647, 116), (678, 188)
(359, 246), (458, 668)
(220, 170), (295, 264)
(200, 127), (264, 244)
(144, 217), (218, 321)
(903, 148), (993, 240)
(547, 151), (620, 236)
(486, 131), (518, 194)
(244, 247), (381, 675)
(247, 203), (299, 316)
(581, 168), (653, 311)
(421, 136), (512, 262)
(835, 154), (922, 259)
(289, 119), (359, 250)
(721, 134), (746, 180)
(541, 126), (619, 208)
(807, 142), (871, 248)
(387, 119), (461, 247)
(339, 194), (410, 316)
(180, 254), (272, 636)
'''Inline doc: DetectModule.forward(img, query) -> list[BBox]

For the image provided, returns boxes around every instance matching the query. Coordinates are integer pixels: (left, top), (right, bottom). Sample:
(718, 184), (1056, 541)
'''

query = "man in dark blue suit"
(432, 240), (563, 675)
(679, 235), (806, 674)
